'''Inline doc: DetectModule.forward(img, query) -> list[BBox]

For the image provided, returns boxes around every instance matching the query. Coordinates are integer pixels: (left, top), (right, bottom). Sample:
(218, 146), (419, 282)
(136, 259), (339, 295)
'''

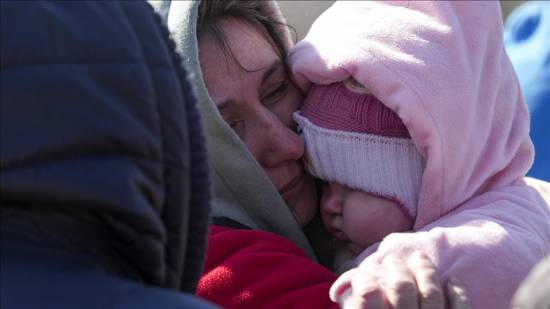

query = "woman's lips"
(279, 170), (304, 199)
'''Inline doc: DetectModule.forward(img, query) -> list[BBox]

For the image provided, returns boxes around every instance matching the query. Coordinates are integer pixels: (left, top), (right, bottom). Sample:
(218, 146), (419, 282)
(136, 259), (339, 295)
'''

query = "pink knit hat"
(293, 79), (425, 219)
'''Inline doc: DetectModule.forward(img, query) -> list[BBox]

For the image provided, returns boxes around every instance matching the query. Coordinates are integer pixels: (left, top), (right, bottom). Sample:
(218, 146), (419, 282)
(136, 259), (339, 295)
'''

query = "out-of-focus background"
(278, 1), (526, 40)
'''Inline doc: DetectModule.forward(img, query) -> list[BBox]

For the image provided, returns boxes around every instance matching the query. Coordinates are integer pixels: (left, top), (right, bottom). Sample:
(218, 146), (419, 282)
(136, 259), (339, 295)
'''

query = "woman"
(151, 1), (468, 308)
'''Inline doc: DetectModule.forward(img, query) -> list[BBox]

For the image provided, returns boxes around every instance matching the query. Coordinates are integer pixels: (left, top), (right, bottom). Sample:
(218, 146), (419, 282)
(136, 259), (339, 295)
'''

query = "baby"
(288, 2), (550, 307)
(294, 78), (424, 269)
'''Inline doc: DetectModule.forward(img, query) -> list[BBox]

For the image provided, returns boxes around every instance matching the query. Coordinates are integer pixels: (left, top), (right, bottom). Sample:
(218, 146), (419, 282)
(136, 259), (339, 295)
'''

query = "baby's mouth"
(333, 229), (348, 242)
(330, 226), (363, 255)
(328, 217), (348, 241)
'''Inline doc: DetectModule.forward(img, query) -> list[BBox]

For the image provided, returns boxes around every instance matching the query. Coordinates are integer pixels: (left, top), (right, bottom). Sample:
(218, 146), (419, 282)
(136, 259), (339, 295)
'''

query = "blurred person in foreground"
(1, 2), (213, 308)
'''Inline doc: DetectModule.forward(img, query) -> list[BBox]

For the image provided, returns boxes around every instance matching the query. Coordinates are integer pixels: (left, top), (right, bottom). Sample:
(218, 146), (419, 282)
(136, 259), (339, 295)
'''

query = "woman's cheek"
(273, 98), (300, 127)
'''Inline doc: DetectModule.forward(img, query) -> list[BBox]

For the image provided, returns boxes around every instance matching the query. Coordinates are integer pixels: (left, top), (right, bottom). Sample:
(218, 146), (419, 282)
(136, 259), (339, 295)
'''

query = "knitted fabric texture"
(294, 82), (425, 219)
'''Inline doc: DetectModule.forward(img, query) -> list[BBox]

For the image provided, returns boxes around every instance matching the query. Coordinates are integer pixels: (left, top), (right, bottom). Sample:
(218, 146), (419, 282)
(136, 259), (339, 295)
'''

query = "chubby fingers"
(406, 251), (444, 309)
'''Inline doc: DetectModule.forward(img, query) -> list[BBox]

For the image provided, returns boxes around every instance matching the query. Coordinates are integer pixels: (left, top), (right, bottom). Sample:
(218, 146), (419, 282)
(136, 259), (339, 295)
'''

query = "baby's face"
(320, 181), (413, 254)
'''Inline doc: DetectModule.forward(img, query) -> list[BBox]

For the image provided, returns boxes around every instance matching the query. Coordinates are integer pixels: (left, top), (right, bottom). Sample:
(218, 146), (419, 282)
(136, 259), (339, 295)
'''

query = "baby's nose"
(321, 185), (343, 216)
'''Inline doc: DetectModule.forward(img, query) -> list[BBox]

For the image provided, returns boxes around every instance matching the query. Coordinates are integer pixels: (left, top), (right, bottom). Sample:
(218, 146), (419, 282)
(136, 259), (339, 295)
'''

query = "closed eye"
(262, 81), (288, 105)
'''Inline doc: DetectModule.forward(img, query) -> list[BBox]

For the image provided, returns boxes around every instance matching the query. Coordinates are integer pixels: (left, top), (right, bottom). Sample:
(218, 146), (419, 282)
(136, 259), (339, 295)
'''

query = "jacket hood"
(0, 1), (210, 292)
(152, 0), (316, 258)
(289, 1), (534, 229)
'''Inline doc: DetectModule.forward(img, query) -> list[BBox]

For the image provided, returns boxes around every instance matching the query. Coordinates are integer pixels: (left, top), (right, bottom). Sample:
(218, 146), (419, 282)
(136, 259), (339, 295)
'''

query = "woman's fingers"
(332, 252), (465, 309)
(381, 254), (419, 309)
(331, 263), (385, 309)
(330, 268), (355, 304)
(350, 266), (385, 308)
(407, 251), (444, 309)
(446, 277), (471, 309)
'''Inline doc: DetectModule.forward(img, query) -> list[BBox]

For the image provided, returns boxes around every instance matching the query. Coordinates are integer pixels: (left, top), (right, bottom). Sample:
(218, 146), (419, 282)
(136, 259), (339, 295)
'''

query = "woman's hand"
(330, 251), (469, 309)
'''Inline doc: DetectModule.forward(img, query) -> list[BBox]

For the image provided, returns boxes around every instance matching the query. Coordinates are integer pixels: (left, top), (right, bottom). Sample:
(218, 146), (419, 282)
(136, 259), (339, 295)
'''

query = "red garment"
(197, 226), (338, 308)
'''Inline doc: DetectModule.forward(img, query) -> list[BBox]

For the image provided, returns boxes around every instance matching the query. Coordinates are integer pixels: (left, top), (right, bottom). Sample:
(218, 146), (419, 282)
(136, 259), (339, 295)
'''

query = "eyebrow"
(216, 60), (283, 111)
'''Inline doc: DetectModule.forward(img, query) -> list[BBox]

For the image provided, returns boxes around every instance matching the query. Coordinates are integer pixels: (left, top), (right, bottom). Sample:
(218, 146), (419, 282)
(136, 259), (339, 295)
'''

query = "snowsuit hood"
(290, 1), (534, 227)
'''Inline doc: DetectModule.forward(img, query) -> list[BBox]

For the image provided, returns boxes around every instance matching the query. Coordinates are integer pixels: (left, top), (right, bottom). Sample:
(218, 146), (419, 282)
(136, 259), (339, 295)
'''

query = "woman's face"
(198, 19), (318, 227)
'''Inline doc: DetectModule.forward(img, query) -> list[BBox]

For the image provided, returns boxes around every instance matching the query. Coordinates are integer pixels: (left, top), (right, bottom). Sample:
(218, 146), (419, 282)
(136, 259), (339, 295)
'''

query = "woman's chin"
(288, 175), (318, 227)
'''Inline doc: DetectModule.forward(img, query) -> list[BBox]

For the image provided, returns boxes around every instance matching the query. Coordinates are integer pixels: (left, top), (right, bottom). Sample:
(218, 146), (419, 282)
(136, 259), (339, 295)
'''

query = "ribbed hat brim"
(294, 112), (425, 219)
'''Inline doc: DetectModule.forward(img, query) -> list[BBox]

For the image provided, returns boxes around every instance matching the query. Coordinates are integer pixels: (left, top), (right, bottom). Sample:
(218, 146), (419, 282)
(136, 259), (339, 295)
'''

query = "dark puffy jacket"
(1, 1), (212, 308)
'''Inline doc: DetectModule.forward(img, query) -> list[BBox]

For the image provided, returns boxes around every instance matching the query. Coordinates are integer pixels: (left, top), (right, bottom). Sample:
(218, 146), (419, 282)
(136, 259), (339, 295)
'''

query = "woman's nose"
(257, 112), (304, 168)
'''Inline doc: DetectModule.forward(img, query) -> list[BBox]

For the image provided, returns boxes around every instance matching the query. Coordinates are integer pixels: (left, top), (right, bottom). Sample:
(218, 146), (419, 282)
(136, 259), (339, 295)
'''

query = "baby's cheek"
(341, 204), (381, 249)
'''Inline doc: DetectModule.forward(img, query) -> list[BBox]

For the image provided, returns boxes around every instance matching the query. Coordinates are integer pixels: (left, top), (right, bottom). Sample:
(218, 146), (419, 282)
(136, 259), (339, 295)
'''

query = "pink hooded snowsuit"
(288, 1), (550, 308)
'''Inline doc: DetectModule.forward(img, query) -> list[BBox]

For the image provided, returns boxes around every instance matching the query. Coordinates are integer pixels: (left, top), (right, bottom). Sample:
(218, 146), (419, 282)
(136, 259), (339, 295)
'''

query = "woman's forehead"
(198, 19), (282, 103)
(200, 18), (279, 73)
